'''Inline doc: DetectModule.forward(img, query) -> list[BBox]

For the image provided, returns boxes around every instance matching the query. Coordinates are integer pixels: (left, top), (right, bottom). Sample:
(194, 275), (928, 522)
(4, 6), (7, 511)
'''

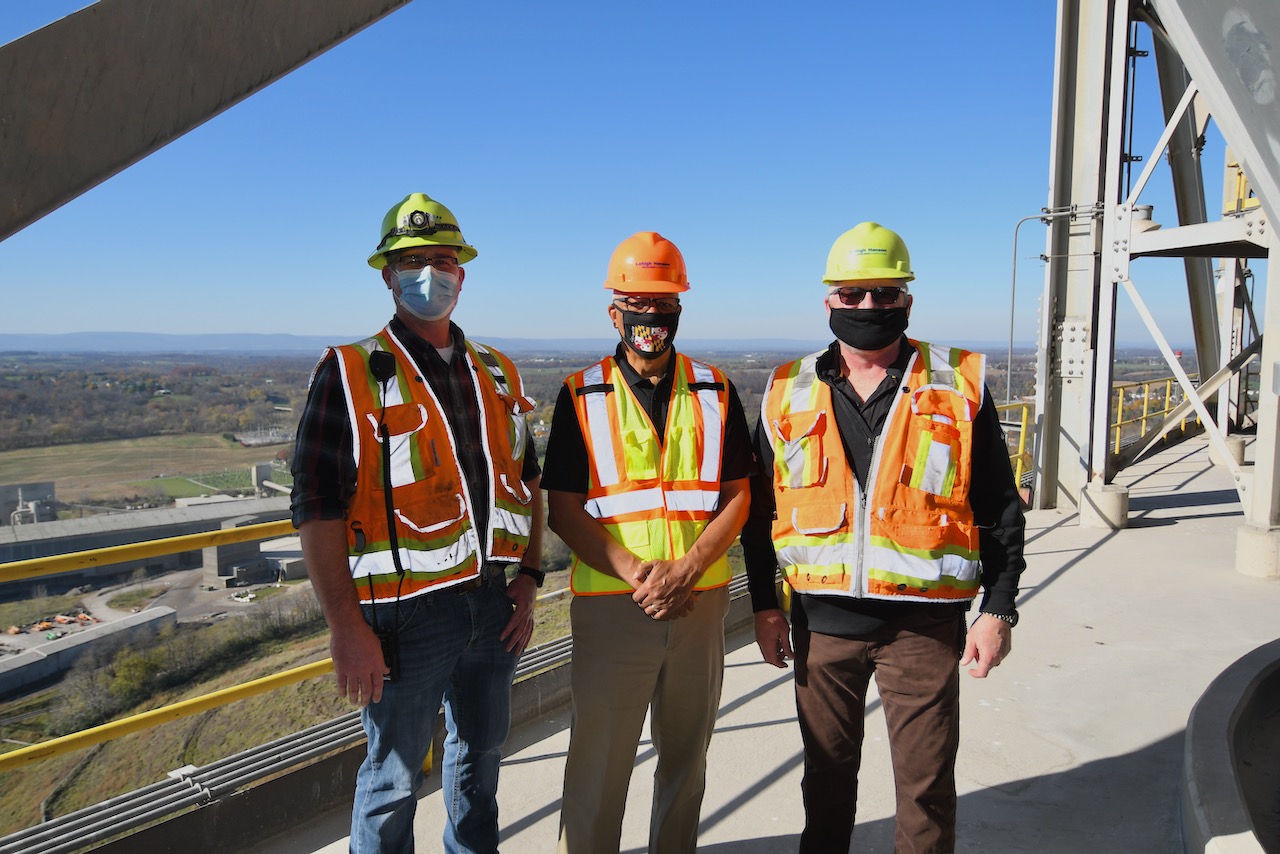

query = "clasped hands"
(631, 558), (698, 621)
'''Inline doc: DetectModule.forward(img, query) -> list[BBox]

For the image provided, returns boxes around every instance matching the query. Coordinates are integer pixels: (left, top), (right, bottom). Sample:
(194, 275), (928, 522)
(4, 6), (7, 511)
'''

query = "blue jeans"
(350, 575), (518, 854)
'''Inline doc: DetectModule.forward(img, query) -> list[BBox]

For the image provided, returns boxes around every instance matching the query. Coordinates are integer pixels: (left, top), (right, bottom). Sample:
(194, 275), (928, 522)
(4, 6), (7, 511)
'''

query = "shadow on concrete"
(685, 733), (1185, 853)
(1128, 488), (1243, 512)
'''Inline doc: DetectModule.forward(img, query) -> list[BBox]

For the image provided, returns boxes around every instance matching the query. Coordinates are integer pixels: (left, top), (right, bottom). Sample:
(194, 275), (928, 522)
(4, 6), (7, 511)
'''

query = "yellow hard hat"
(368, 193), (478, 269)
(823, 222), (914, 284)
(604, 232), (690, 294)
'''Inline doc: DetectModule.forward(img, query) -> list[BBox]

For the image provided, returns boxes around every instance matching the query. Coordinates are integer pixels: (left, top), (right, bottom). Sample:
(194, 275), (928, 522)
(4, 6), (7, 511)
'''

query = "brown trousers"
(794, 608), (964, 854)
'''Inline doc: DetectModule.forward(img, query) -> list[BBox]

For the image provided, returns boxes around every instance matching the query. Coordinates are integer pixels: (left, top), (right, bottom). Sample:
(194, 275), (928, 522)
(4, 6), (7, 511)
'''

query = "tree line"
(0, 354), (313, 452)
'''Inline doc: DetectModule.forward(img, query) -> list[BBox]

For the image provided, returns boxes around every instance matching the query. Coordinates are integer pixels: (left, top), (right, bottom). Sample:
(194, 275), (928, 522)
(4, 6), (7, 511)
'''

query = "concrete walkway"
(252, 435), (1280, 853)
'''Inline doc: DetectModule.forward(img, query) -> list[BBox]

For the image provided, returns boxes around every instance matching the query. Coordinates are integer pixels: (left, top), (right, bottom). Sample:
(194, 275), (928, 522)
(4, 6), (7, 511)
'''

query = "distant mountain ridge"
(0, 331), (1035, 355)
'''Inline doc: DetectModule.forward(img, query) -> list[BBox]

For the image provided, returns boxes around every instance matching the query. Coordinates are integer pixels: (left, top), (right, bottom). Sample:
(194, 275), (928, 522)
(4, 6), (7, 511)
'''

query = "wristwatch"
(981, 610), (1018, 627)
(517, 566), (546, 588)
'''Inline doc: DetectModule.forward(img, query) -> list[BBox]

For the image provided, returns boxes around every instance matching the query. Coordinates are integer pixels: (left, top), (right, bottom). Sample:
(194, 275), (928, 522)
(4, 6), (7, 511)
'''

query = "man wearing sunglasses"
(741, 222), (1026, 853)
(543, 232), (753, 853)
(290, 193), (543, 853)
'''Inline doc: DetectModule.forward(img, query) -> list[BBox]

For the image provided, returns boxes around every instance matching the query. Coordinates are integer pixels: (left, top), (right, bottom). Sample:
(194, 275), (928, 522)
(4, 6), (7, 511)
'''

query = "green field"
(0, 434), (285, 504)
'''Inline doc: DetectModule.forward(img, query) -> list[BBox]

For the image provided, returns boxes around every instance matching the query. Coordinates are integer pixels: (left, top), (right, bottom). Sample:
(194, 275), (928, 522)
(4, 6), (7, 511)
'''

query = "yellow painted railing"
(995, 401), (1033, 485)
(0, 519), (296, 585)
(1110, 377), (1198, 453)
(0, 660), (333, 773)
(0, 519), (564, 775)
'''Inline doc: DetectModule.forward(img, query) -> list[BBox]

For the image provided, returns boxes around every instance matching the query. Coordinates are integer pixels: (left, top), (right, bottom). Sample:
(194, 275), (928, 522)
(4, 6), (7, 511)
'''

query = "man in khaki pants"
(542, 232), (753, 853)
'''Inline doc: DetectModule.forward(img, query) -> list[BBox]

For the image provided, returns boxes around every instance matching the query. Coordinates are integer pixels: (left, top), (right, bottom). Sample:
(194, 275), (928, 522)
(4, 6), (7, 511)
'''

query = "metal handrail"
(995, 401), (1033, 485)
(0, 660), (333, 773)
(0, 519), (574, 772)
(0, 519), (296, 585)
(1109, 375), (1200, 453)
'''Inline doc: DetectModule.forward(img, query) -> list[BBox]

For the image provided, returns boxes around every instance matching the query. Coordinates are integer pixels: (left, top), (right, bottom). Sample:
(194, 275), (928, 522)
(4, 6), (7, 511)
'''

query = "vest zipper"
(858, 350), (913, 599)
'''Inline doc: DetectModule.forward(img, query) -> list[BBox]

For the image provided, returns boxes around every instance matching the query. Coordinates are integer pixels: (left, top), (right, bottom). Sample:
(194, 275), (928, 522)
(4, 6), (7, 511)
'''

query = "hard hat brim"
(821, 269), (915, 285)
(604, 280), (690, 294)
(368, 236), (478, 269)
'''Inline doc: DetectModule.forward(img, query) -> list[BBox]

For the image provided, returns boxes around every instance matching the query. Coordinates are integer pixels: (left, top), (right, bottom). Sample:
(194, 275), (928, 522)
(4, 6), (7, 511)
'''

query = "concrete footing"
(1235, 524), (1280, 579)
(1079, 482), (1129, 529)
(1209, 435), (1248, 468)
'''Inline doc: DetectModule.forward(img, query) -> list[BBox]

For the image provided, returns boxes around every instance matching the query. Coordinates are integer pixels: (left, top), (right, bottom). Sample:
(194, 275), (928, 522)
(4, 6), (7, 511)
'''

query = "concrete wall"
(1182, 637), (1280, 852)
(0, 607), (177, 698)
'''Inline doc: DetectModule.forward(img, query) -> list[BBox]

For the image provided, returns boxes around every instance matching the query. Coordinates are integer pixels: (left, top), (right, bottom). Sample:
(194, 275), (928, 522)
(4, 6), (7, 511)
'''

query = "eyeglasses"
(832, 286), (905, 307)
(614, 297), (681, 313)
(392, 253), (460, 271)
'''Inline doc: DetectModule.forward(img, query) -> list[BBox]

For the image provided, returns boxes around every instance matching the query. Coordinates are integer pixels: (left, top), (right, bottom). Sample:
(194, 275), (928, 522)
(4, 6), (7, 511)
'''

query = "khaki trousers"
(794, 608), (964, 854)
(557, 585), (729, 854)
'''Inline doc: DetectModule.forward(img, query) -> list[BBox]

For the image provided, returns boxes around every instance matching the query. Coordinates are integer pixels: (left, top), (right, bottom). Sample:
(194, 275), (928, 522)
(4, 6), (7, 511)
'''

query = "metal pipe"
(1007, 205), (1099, 406)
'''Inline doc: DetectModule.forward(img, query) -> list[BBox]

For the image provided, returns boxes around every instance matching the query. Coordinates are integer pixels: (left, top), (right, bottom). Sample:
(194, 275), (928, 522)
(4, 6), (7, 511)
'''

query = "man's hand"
(754, 609), (794, 668)
(500, 572), (538, 654)
(632, 558), (698, 620)
(960, 613), (1012, 677)
(330, 622), (389, 707)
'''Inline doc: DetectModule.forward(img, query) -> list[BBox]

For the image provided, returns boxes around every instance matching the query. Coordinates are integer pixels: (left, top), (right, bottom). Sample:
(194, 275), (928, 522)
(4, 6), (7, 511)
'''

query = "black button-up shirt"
(740, 338), (1025, 637)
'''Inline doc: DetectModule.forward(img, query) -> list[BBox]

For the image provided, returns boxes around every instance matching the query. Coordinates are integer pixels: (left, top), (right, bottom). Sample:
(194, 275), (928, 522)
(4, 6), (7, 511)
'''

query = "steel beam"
(0, 0), (411, 241)
(1034, 0), (1113, 510)
(1150, 36), (1221, 384)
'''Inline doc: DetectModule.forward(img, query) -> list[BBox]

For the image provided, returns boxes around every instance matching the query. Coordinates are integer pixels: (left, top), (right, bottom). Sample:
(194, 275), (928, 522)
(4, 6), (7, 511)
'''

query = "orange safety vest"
(333, 326), (534, 604)
(564, 354), (733, 595)
(763, 340), (985, 602)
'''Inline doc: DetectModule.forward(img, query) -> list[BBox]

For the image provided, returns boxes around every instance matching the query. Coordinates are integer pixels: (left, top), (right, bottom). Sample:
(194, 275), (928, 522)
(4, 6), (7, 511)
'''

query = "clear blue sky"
(0, 1), (1219, 348)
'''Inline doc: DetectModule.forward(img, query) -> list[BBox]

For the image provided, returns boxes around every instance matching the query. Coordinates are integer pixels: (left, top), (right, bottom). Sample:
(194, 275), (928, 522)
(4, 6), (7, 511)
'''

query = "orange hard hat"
(604, 232), (690, 294)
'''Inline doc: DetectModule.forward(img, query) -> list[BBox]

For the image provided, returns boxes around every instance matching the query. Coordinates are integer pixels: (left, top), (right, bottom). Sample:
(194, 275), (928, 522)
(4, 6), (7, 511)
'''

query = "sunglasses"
(832, 286), (905, 307)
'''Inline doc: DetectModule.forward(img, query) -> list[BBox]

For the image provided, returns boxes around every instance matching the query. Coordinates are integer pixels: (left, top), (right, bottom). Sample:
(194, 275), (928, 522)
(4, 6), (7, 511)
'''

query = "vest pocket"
(367, 404), (434, 489)
(774, 410), (827, 489)
(899, 417), (960, 497)
(874, 506), (955, 552)
(902, 386), (972, 498)
(499, 473), (532, 505)
(394, 493), (468, 537)
(496, 391), (532, 462)
(789, 502), (847, 536)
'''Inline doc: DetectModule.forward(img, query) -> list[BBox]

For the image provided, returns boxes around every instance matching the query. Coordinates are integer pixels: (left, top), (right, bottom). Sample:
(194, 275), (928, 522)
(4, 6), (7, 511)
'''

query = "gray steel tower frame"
(1037, 0), (1278, 574)
(0, 0), (413, 243)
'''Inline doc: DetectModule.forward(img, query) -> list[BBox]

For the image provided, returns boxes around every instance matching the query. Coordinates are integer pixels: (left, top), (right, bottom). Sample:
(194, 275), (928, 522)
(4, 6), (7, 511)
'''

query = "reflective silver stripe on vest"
(691, 361), (723, 483)
(864, 541), (981, 584)
(776, 541), (856, 572)
(580, 363), (620, 487)
(918, 437), (951, 495)
(787, 352), (821, 414)
(348, 527), (481, 580)
(585, 486), (665, 518)
(664, 489), (721, 513)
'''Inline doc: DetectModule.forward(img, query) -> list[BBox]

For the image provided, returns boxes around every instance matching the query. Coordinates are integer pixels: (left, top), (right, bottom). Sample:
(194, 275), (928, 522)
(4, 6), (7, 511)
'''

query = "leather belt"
(450, 563), (508, 594)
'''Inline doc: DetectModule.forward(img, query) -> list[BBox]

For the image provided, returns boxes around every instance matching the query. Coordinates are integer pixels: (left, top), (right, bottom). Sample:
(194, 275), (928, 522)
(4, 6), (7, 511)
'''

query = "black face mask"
(618, 309), (680, 360)
(828, 307), (909, 351)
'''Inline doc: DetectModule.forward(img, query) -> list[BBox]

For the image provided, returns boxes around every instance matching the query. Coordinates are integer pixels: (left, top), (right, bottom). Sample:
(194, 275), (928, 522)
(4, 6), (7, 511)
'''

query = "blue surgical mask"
(393, 267), (459, 321)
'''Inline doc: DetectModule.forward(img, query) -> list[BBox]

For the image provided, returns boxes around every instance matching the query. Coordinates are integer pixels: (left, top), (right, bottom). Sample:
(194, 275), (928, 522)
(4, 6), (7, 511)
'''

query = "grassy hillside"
(0, 631), (347, 835)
